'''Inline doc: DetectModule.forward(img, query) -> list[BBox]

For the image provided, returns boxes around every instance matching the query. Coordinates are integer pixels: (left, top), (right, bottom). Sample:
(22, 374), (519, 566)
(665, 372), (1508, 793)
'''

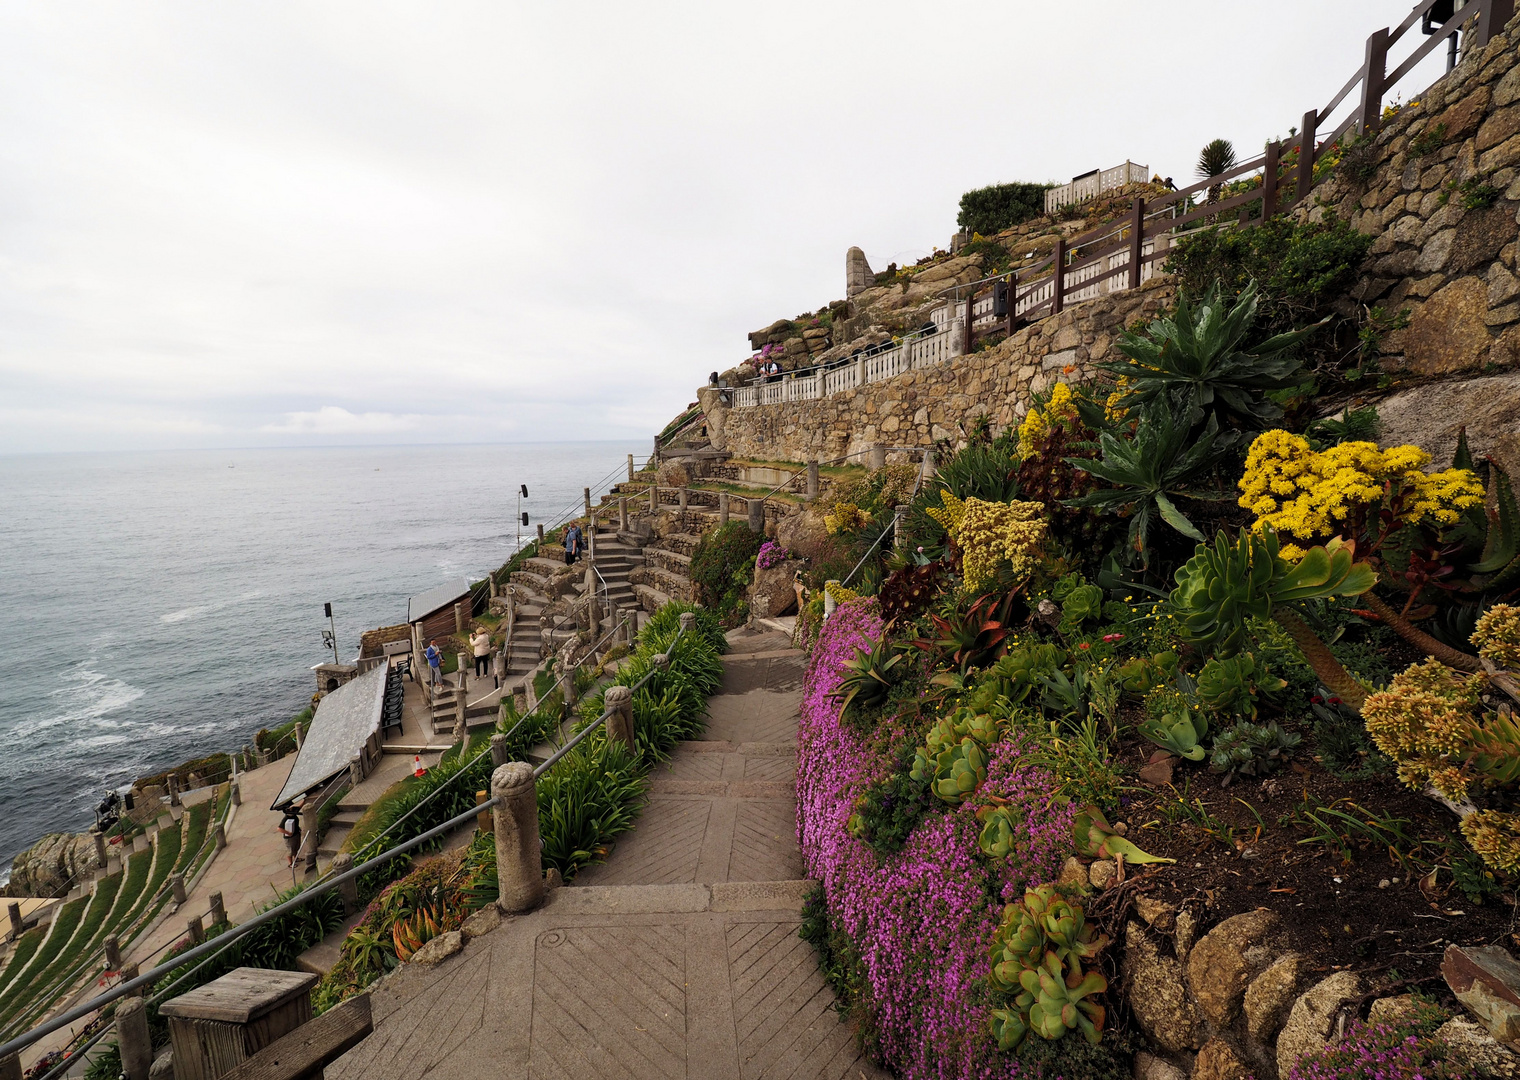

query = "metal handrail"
(0, 622), (689, 1063)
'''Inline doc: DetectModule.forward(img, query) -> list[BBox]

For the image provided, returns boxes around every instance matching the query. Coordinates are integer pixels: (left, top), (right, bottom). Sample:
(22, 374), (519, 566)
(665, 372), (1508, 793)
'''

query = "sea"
(0, 442), (641, 881)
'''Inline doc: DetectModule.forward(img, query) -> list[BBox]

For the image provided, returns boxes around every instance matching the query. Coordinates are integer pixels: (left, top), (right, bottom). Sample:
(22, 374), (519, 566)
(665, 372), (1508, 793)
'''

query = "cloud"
(260, 406), (422, 435)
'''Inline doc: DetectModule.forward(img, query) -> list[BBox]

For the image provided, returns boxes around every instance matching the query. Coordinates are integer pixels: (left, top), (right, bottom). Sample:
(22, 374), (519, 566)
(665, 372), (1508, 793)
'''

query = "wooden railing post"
(1360, 27), (1389, 136)
(1294, 110), (1318, 208)
(1005, 272), (1017, 335)
(492, 762), (546, 913)
(1128, 197), (1145, 290)
(962, 293), (974, 353)
(1262, 140), (1281, 219)
(1479, 0), (1515, 47)
(1051, 238), (1067, 315)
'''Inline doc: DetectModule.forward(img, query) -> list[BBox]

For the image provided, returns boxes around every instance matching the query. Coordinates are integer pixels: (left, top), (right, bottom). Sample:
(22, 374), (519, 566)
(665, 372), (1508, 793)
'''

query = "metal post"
(5, 903), (20, 941)
(116, 996), (152, 1080)
(747, 498), (764, 534)
(1262, 141), (1280, 219)
(806, 460), (819, 501)
(718, 492), (729, 526)
(209, 892), (226, 926)
(604, 686), (634, 752)
(1051, 238), (1067, 315)
(1480, 0), (1516, 47)
(214, 822), (227, 851)
(1294, 110), (1318, 207)
(894, 505), (910, 549)
(963, 293), (974, 353)
(476, 790), (491, 833)
(1359, 27), (1389, 136)
(1128, 197), (1145, 290)
(0, 1055), (19, 1080)
(627, 454), (635, 482)
(492, 763), (546, 913)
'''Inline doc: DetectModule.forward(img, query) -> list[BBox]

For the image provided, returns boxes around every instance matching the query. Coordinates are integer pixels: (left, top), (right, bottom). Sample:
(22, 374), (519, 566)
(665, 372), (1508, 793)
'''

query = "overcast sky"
(0, 1), (1451, 452)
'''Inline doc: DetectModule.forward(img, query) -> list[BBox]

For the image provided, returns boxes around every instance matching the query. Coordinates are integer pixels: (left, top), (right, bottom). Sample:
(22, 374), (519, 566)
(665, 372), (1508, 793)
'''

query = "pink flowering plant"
(1282, 1003), (1459, 1080)
(756, 540), (789, 571)
(797, 596), (1097, 1079)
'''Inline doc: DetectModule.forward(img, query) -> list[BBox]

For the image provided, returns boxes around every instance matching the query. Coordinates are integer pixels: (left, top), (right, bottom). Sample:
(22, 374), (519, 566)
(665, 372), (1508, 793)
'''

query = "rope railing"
(0, 621), (684, 1067)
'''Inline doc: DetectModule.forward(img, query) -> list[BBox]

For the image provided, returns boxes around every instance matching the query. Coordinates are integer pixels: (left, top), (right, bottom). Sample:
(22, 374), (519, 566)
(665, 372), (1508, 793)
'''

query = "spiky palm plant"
(1198, 138), (1237, 202)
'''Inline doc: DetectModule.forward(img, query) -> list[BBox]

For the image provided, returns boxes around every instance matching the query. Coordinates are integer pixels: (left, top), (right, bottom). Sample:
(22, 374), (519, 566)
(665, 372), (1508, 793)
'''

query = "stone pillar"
(824, 581), (840, 619)
(187, 915), (205, 945)
(490, 733), (510, 769)
(0, 1054), (19, 1080)
(476, 790), (491, 833)
(116, 995), (152, 1080)
(492, 763), (546, 914)
(855, 354), (866, 388)
(230, 779), (241, 807)
(301, 802), (319, 873)
(512, 683), (528, 716)
(242, 744), (253, 772)
(93, 828), (108, 868)
(293, 721), (304, 749)
(806, 460), (819, 501)
(209, 892), (225, 926)
(537, 523), (545, 545)
(718, 492), (729, 526)
(747, 498), (764, 534)
(8, 902), (23, 940)
(649, 483), (658, 512)
(454, 602), (466, 633)
(894, 504), (910, 548)
(170, 873), (187, 905)
(678, 487), (689, 510)
(562, 667), (577, 709)
(604, 686), (634, 752)
(869, 443), (887, 470)
(104, 933), (123, 970)
(679, 612), (696, 635)
(583, 487), (592, 517)
(455, 682), (468, 740)
(349, 755), (363, 788)
(188, 772), (201, 790)
(167, 774), (181, 807)
(627, 454), (635, 482)
(214, 822), (227, 851)
(619, 497), (628, 530)
(331, 853), (357, 914)
(489, 577), (498, 600)
(120, 961), (141, 996)
(920, 450), (936, 483)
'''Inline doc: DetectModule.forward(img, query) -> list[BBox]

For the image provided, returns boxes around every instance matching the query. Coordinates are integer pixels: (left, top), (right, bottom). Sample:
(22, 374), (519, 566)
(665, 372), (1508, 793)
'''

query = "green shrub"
(957, 182), (1055, 235)
(690, 521), (763, 626)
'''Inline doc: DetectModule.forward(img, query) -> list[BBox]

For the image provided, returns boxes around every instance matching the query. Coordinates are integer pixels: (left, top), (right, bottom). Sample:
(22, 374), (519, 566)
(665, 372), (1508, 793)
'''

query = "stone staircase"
(632, 533), (698, 611)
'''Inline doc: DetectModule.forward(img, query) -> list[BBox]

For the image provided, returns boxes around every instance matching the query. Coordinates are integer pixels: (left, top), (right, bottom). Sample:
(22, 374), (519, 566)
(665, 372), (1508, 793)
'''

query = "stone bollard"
(170, 873), (187, 905)
(679, 612), (696, 635)
(622, 608), (637, 644)
(187, 915), (204, 945)
(648, 483), (658, 512)
(93, 828), (108, 868)
(104, 933), (123, 970)
(455, 680), (468, 736)
(490, 732), (510, 769)
(116, 995), (152, 1080)
(678, 487), (688, 510)
(476, 790), (491, 833)
(242, 744), (253, 771)
(214, 822), (227, 851)
(718, 492), (729, 527)
(331, 853), (357, 915)
(806, 460), (819, 501)
(489, 576), (498, 600)
(301, 802), (320, 873)
(604, 686), (634, 752)
(583, 487), (592, 518)
(209, 892), (225, 926)
(512, 683), (528, 717)
(747, 498), (764, 533)
(188, 771), (201, 790)
(0, 1053), (19, 1080)
(537, 522), (545, 545)
(619, 497), (629, 531)
(894, 504), (910, 548)
(869, 443), (886, 470)
(294, 721), (305, 749)
(627, 454), (635, 483)
(561, 667), (577, 709)
(8, 902), (24, 940)
(349, 756), (363, 788)
(229, 779), (241, 807)
(492, 763), (545, 914)
(167, 774), (181, 807)
(120, 961), (141, 996)
(920, 449), (936, 483)
(824, 580), (840, 619)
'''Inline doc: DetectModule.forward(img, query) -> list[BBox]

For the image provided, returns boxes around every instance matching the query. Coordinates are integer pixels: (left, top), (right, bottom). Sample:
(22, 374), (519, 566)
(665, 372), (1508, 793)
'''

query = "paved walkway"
(328, 628), (887, 1080)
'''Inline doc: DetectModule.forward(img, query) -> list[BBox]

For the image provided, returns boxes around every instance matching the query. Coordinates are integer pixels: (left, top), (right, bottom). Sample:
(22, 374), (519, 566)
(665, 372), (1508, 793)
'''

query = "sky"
(0, 1), (1455, 452)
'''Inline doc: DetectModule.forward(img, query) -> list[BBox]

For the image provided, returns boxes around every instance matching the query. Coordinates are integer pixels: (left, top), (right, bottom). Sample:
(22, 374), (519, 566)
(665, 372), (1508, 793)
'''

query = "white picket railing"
(1044, 161), (1149, 214)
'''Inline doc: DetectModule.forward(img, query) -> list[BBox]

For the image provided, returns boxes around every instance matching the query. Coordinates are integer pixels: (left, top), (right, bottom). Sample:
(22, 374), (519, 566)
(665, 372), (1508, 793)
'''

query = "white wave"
(159, 591), (263, 624)
(11, 666), (145, 738)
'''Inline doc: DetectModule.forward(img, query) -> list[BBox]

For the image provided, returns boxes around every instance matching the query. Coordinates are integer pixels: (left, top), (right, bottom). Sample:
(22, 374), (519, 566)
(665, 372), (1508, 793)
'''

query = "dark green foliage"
(1197, 138), (1237, 201)
(959, 238), (1013, 274)
(639, 601), (728, 654)
(690, 521), (763, 626)
(1337, 133), (1382, 182)
(1450, 845), (1504, 905)
(1305, 405), (1381, 449)
(935, 439), (1022, 503)
(957, 181), (1054, 235)
(849, 762), (937, 856)
(1209, 721), (1301, 784)
(832, 636), (904, 722)
(1011, 1023), (1134, 1080)
(798, 885), (865, 1020)
(1099, 280), (1318, 432)
(1164, 215), (1374, 341)
(878, 562), (945, 623)
(1409, 123), (1447, 158)
(1311, 700), (1390, 780)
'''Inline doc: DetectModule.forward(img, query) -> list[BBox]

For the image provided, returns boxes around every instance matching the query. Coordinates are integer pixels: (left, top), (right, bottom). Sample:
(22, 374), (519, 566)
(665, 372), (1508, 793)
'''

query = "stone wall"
(704, 276), (1176, 463)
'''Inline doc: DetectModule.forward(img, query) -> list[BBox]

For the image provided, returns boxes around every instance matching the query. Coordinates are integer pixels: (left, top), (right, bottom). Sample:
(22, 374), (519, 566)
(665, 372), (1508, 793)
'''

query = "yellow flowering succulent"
(1016, 383), (1078, 460)
(824, 581), (860, 604)
(823, 501), (871, 535)
(1461, 810), (1520, 873)
(1362, 658), (1484, 801)
(1473, 604), (1520, 669)
(930, 492), (1047, 593)
(1238, 431), (1483, 558)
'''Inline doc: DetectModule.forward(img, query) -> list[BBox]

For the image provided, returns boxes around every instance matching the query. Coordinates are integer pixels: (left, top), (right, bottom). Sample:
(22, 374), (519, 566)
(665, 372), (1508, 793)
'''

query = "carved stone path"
(329, 628), (888, 1080)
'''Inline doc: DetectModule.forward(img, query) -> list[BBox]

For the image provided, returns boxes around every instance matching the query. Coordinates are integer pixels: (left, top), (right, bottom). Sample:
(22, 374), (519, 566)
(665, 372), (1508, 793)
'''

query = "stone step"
(317, 826), (352, 858)
(633, 582), (673, 612)
(510, 569), (549, 590)
(638, 566), (694, 600)
(328, 809), (365, 828)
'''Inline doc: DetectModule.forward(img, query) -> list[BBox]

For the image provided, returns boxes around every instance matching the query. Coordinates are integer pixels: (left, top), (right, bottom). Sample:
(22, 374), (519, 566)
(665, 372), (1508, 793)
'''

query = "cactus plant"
(1139, 705), (1209, 761)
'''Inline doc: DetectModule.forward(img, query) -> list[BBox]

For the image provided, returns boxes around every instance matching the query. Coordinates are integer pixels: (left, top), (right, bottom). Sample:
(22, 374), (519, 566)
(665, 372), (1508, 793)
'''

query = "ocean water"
(0, 442), (641, 880)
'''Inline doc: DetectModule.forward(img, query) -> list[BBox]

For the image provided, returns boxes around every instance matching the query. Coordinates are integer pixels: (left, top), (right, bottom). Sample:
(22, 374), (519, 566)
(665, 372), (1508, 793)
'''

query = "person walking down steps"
(471, 627), (491, 679)
(563, 522), (583, 565)
(277, 803), (302, 869)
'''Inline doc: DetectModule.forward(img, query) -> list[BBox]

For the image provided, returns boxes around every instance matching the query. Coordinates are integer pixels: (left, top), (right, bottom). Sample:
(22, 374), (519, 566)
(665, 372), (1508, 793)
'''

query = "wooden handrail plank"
(1162, 187), (1263, 233)
(1390, 0), (1443, 46)
(1319, 62), (1369, 123)
(1385, 21), (1455, 89)
(221, 996), (372, 1080)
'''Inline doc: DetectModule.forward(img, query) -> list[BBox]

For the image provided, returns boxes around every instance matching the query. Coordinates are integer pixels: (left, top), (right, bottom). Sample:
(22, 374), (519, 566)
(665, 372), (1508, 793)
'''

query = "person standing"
(277, 803), (302, 869)
(471, 627), (491, 678)
(424, 639), (443, 685)
(564, 522), (582, 565)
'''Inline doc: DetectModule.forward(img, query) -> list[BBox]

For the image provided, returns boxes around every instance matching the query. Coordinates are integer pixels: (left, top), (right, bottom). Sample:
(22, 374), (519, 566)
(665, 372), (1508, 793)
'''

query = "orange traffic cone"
(413, 754), (427, 778)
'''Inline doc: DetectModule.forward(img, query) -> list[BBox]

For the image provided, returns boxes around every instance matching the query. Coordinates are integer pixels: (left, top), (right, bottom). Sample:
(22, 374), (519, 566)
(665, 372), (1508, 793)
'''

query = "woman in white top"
(471, 628), (492, 678)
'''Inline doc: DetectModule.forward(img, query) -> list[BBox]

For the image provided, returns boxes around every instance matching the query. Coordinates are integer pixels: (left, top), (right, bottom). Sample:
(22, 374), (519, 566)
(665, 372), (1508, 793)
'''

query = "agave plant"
(829, 633), (904, 721)
(1171, 528), (1376, 709)
(1139, 705), (1209, 761)
(1066, 401), (1227, 563)
(1209, 721), (1301, 785)
(1096, 280), (1320, 432)
(921, 594), (1012, 674)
